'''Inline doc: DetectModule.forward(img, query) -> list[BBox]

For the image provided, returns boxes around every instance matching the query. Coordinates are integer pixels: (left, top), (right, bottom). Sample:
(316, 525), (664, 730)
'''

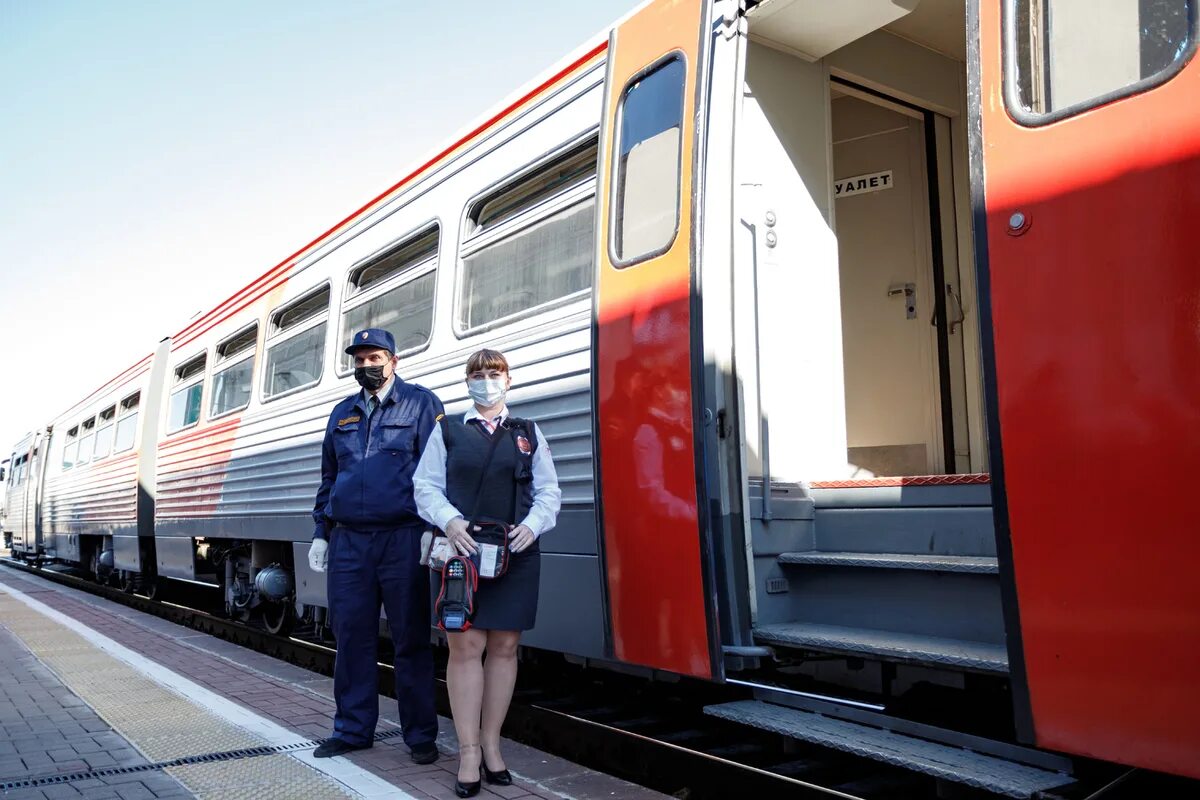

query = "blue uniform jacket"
(312, 379), (444, 539)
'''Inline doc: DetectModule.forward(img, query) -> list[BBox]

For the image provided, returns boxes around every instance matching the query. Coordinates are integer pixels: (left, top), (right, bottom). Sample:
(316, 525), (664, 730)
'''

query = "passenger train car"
(6, 1), (1198, 793)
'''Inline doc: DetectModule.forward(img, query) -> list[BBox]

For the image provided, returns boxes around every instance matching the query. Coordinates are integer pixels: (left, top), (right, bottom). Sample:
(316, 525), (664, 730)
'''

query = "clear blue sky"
(0, 0), (633, 454)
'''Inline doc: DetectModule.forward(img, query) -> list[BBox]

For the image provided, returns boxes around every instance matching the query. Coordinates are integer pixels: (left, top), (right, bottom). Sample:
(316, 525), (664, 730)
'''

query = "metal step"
(779, 551), (999, 574)
(753, 622), (1008, 673)
(704, 700), (1074, 799)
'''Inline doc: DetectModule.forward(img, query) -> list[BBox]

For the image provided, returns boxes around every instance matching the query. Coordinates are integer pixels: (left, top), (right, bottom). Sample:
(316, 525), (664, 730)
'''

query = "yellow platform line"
(0, 583), (407, 798)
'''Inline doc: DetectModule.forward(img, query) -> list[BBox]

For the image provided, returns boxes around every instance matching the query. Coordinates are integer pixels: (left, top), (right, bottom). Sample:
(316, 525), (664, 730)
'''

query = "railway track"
(0, 558), (923, 799)
(5, 558), (1193, 800)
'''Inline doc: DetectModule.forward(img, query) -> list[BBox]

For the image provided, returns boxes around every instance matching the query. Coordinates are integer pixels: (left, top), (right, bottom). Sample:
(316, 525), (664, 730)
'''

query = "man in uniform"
(308, 328), (443, 763)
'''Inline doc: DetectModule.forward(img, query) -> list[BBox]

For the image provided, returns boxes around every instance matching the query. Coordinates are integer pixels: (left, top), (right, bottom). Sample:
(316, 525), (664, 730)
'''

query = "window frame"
(454, 132), (600, 339)
(1003, 0), (1199, 127)
(166, 351), (208, 436)
(113, 391), (141, 455)
(608, 52), (688, 269)
(208, 322), (260, 421)
(62, 425), (80, 470)
(261, 282), (332, 404)
(75, 416), (98, 466)
(335, 221), (441, 377)
(92, 405), (117, 462)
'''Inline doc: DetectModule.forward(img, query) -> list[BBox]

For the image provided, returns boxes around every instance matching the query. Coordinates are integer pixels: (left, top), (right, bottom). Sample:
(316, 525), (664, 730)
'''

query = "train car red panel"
(974, 0), (1200, 777)
(594, 0), (716, 679)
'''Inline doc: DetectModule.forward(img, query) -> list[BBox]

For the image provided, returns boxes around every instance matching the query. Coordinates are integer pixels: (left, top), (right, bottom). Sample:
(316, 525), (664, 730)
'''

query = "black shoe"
(483, 764), (512, 786)
(410, 742), (439, 764)
(454, 779), (481, 798)
(313, 738), (371, 758)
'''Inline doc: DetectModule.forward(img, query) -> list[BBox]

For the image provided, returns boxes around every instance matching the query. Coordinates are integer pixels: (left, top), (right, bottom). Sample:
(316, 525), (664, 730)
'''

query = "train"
(5, 1), (1198, 795)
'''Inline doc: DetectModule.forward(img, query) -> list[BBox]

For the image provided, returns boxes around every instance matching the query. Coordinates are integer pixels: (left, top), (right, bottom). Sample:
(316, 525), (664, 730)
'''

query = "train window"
(63, 426), (79, 469)
(340, 226), (439, 371)
(265, 285), (329, 400)
(211, 324), (258, 418)
(611, 56), (686, 266)
(458, 139), (597, 333)
(76, 417), (97, 465)
(114, 392), (140, 453)
(472, 144), (598, 232)
(93, 406), (116, 461)
(1007, 0), (1194, 123)
(272, 287), (329, 332)
(168, 353), (207, 434)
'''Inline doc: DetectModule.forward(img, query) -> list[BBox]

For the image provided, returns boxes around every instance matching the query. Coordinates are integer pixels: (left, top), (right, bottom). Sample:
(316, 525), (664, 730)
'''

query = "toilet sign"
(835, 170), (893, 198)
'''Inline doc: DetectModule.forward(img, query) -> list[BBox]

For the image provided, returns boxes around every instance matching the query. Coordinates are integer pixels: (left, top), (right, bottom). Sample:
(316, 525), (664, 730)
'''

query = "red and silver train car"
(6, 1), (1198, 793)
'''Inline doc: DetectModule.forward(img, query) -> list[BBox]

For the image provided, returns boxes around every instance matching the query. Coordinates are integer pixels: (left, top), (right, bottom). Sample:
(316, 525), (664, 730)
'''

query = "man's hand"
(445, 517), (479, 555)
(509, 524), (536, 553)
(308, 539), (329, 572)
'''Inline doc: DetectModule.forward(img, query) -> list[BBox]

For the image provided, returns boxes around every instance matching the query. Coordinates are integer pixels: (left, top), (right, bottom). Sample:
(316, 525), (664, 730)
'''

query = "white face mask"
(467, 377), (506, 407)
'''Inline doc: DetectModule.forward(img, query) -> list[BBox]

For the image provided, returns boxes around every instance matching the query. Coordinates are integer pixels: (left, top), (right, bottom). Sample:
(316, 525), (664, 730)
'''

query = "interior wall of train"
(735, 0), (985, 485)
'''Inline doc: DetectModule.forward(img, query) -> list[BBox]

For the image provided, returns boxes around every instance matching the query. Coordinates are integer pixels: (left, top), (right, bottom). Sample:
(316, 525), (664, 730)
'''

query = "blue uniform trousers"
(327, 523), (437, 748)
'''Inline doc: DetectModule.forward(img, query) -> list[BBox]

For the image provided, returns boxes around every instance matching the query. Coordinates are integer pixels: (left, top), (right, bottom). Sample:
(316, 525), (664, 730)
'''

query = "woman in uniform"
(413, 348), (561, 797)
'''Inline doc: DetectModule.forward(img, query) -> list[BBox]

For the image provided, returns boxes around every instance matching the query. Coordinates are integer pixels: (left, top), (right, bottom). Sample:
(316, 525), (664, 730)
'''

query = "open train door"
(972, 1), (1200, 777)
(593, 0), (732, 680)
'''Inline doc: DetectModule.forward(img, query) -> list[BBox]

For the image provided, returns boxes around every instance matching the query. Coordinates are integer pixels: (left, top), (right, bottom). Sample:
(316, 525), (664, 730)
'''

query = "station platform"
(0, 567), (667, 800)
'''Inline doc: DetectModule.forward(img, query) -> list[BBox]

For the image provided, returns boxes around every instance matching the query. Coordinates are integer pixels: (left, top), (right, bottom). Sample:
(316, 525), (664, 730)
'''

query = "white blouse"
(413, 405), (562, 539)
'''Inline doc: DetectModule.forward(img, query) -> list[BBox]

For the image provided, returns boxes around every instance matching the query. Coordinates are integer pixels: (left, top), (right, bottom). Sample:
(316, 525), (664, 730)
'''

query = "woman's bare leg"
(480, 630), (520, 771)
(446, 628), (488, 782)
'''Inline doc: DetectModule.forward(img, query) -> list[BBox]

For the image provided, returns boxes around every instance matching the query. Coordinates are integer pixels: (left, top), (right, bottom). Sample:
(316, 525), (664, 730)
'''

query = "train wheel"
(139, 577), (158, 600)
(261, 602), (294, 636)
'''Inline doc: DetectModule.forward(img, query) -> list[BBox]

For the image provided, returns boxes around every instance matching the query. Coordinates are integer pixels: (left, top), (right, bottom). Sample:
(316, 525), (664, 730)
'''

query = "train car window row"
(339, 225), (440, 373)
(210, 323), (259, 419)
(72, 139), (605, 434)
(8, 453), (28, 485)
(458, 138), (598, 335)
(57, 391), (140, 471)
(168, 353), (207, 434)
(611, 56), (686, 266)
(264, 284), (330, 401)
(1007, 0), (1194, 124)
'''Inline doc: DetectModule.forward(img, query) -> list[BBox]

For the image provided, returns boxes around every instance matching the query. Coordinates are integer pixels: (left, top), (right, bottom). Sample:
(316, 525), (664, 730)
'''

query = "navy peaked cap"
(345, 328), (396, 355)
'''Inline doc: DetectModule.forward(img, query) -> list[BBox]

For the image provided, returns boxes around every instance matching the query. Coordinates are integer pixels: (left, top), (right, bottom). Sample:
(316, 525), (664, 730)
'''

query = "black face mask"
(354, 364), (389, 392)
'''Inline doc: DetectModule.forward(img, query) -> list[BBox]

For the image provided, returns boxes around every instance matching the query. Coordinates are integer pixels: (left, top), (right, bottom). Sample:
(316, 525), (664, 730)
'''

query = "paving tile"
(114, 784), (155, 800)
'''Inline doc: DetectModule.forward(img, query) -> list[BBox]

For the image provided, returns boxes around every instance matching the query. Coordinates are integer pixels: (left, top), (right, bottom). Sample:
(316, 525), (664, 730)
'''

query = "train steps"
(703, 700), (1075, 799)
(749, 479), (1007, 674)
(752, 621), (1008, 674)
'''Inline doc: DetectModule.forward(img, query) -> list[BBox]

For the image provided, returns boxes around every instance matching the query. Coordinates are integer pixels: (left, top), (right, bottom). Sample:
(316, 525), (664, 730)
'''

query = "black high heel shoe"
(455, 745), (482, 798)
(483, 764), (513, 786)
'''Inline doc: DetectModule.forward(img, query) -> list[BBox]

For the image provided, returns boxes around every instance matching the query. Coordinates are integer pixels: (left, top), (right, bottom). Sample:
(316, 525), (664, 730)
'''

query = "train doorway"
(831, 89), (969, 477)
(734, 1), (987, 486)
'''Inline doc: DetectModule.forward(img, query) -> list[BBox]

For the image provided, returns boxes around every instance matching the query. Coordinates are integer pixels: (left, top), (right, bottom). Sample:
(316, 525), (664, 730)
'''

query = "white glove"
(308, 538), (328, 572)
